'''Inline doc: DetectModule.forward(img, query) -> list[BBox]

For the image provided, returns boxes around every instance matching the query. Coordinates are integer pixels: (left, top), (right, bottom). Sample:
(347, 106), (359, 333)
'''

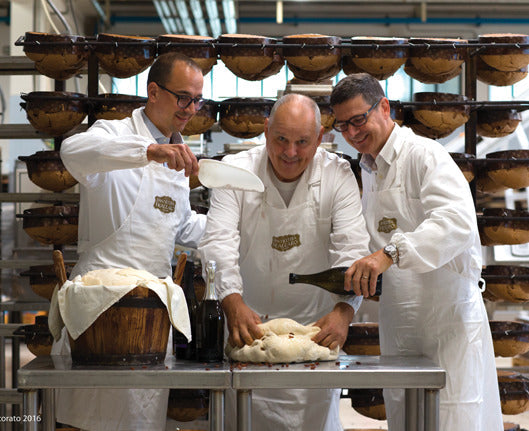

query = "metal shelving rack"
(6, 35), (529, 429)
(0, 54), (82, 431)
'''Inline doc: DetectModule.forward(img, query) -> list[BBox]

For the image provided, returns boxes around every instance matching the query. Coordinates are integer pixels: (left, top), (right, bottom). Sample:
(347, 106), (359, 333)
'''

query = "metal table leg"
(12, 333), (20, 431)
(22, 391), (38, 431)
(405, 388), (419, 431)
(41, 389), (54, 431)
(237, 389), (251, 431)
(0, 335), (5, 431)
(209, 389), (224, 431)
(424, 388), (440, 431)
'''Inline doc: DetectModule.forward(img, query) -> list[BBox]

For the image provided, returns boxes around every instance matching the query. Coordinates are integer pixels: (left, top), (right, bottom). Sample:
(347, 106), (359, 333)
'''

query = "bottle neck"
(204, 278), (217, 301)
(204, 261), (218, 301)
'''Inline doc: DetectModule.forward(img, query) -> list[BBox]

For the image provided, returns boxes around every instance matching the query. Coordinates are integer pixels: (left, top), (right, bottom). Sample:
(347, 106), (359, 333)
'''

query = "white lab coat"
(361, 124), (502, 431)
(54, 108), (206, 431)
(199, 145), (371, 431)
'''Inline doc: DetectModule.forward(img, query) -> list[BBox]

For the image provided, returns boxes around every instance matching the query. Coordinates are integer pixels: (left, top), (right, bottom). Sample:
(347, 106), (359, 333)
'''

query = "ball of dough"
(226, 317), (339, 363)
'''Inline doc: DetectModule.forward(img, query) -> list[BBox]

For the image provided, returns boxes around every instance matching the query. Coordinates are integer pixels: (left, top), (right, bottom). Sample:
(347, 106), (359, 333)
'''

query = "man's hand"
(147, 143), (198, 176)
(311, 302), (355, 350)
(344, 249), (392, 297)
(221, 293), (264, 348)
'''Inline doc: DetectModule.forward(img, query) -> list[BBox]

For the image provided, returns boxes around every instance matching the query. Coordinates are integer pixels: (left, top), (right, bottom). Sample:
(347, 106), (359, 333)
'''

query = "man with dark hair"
(330, 73), (502, 431)
(199, 93), (371, 431)
(54, 53), (206, 431)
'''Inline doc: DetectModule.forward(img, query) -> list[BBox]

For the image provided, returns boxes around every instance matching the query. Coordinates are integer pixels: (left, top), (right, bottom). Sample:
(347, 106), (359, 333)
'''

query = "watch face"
(385, 245), (395, 254)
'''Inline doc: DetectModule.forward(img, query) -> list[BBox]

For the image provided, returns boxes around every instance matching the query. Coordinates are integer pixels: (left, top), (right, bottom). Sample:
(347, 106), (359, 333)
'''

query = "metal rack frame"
(6, 32), (529, 430)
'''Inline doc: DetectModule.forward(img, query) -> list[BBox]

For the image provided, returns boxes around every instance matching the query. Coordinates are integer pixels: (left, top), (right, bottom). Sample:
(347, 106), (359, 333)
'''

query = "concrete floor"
(341, 402), (529, 430)
(340, 358), (529, 430)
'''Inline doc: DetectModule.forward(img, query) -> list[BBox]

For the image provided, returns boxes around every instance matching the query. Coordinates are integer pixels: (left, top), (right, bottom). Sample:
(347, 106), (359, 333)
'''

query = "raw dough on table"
(226, 318), (339, 363)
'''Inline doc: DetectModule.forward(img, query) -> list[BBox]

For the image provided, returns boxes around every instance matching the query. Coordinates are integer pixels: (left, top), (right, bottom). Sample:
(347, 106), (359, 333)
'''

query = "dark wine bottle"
(288, 266), (382, 296)
(195, 260), (225, 363)
(173, 260), (198, 360)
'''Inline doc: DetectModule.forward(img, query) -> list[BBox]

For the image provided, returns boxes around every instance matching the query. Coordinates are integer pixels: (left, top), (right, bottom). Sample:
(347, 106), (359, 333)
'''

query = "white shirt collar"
(360, 122), (400, 174)
(141, 110), (183, 145)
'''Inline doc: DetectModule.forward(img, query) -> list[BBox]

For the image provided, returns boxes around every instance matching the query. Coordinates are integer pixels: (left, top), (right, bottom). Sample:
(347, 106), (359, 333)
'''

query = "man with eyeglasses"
(330, 73), (502, 431)
(56, 53), (207, 431)
(199, 93), (371, 431)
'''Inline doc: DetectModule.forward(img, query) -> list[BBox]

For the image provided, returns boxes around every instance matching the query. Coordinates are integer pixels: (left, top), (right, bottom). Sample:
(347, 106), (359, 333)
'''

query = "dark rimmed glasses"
(332, 99), (381, 132)
(156, 82), (205, 110)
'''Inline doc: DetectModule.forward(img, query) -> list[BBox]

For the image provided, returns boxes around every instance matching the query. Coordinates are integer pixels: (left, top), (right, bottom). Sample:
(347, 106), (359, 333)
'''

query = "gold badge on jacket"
(154, 196), (176, 214)
(378, 217), (397, 233)
(271, 234), (301, 252)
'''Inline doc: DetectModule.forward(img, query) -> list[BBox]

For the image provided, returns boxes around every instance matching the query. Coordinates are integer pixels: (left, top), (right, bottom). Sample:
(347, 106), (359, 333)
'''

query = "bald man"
(199, 93), (371, 431)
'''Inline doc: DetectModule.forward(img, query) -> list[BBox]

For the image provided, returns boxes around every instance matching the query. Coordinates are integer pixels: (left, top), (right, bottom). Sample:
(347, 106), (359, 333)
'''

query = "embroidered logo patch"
(377, 217), (397, 233)
(271, 234), (301, 252)
(154, 196), (176, 214)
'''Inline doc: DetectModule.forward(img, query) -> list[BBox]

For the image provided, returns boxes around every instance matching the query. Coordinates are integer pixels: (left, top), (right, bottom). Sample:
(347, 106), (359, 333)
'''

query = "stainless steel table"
(231, 355), (446, 431)
(17, 355), (231, 431)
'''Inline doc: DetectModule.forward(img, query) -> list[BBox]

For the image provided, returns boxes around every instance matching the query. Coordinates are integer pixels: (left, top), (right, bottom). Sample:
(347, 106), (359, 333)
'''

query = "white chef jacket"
(361, 124), (502, 431)
(55, 107), (206, 431)
(199, 145), (371, 431)
(201, 145), (370, 312)
(61, 108), (205, 273)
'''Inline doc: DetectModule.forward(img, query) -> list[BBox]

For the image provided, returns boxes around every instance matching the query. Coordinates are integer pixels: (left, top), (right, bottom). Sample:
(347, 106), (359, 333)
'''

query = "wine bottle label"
(271, 234), (301, 252)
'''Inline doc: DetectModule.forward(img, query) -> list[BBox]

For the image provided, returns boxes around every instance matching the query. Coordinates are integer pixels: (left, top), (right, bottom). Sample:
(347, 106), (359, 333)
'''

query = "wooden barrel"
(70, 286), (170, 365)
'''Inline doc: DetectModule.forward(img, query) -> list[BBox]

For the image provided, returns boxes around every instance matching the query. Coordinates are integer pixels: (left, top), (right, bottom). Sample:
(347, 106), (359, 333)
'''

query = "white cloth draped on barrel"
(48, 276), (191, 341)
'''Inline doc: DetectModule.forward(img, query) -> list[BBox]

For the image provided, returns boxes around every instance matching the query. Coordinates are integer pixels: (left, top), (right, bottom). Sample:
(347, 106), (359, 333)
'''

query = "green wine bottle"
(195, 261), (225, 363)
(288, 267), (382, 296)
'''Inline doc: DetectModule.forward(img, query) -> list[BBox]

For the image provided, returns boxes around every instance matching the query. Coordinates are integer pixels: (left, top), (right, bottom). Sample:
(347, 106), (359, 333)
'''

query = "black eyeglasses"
(156, 83), (205, 110)
(332, 99), (381, 132)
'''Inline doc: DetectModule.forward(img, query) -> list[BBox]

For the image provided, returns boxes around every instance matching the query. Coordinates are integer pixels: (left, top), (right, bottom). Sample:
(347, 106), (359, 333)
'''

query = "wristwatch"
(383, 243), (399, 265)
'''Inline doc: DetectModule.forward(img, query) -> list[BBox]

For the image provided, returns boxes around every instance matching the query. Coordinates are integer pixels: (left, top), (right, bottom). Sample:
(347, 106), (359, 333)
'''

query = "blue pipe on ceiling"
(0, 2), (9, 25)
(108, 15), (160, 25)
(240, 16), (529, 25)
(110, 14), (529, 26)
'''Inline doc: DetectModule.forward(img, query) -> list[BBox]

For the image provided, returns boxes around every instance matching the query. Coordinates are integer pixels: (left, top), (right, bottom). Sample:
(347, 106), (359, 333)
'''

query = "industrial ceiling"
(44, 0), (529, 38)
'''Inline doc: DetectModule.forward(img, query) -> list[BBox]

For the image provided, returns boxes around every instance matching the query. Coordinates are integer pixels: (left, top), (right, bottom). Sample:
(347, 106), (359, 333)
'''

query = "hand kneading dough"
(226, 318), (339, 363)
(76, 267), (160, 287)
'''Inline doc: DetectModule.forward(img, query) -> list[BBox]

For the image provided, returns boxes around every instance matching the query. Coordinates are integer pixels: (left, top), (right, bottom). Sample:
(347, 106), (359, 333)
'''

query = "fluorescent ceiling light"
(153, 0), (176, 33)
(160, 1), (176, 32)
(222, 0), (237, 34)
(276, 0), (283, 24)
(166, 0), (183, 32)
(205, 0), (222, 37)
(174, 0), (195, 35)
(189, 0), (208, 36)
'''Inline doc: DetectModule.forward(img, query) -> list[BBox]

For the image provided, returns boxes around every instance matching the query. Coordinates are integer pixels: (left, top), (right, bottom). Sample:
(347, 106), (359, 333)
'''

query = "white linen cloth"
(48, 275), (191, 341)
